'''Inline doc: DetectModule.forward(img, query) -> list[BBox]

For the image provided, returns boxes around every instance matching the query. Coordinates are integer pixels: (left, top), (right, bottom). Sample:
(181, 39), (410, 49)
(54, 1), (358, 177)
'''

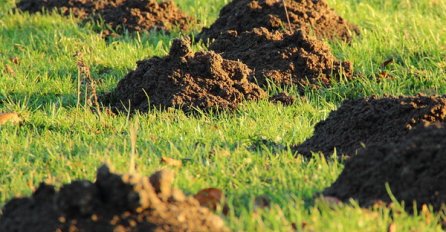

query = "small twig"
(129, 118), (139, 174)
(74, 51), (100, 111)
(76, 59), (81, 108)
(282, 0), (293, 33)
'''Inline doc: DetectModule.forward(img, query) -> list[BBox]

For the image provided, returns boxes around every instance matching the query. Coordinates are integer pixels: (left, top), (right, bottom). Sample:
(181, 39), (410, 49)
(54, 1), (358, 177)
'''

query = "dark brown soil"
(17, 0), (193, 34)
(295, 95), (446, 157)
(269, 92), (295, 106)
(208, 27), (353, 87)
(198, 0), (360, 43)
(323, 124), (446, 211)
(0, 166), (228, 232)
(102, 38), (266, 112)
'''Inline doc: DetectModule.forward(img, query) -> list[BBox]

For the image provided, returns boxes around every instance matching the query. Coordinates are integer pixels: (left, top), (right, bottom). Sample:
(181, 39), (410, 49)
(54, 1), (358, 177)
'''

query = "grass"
(1, 0), (446, 231)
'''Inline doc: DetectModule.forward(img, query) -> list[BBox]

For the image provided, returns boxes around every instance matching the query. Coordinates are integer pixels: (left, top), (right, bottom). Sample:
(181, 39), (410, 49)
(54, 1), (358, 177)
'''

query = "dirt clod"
(17, 0), (193, 35)
(295, 95), (446, 157)
(209, 27), (353, 87)
(198, 0), (359, 43)
(323, 125), (446, 211)
(102, 38), (266, 112)
(269, 92), (296, 106)
(0, 165), (228, 232)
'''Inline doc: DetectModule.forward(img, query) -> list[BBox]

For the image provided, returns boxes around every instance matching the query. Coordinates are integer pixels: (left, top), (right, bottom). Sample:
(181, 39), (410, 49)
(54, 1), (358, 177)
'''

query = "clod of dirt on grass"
(323, 124), (446, 212)
(254, 195), (271, 210)
(269, 92), (296, 106)
(16, 0), (194, 35)
(198, 0), (360, 43)
(9, 56), (20, 65)
(295, 95), (446, 157)
(0, 112), (22, 125)
(209, 27), (353, 88)
(194, 188), (224, 210)
(0, 165), (229, 232)
(102, 38), (266, 113)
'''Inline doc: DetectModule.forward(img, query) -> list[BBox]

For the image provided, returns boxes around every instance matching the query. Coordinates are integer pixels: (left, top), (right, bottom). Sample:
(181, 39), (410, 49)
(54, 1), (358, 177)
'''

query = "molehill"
(17, 0), (193, 35)
(323, 124), (446, 212)
(296, 95), (446, 157)
(102, 38), (266, 113)
(0, 165), (228, 232)
(208, 27), (353, 87)
(198, 0), (360, 43)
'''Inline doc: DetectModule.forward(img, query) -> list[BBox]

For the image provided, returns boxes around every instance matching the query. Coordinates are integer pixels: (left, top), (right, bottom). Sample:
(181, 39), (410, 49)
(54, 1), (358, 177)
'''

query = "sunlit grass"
(0, 0), (445, 230)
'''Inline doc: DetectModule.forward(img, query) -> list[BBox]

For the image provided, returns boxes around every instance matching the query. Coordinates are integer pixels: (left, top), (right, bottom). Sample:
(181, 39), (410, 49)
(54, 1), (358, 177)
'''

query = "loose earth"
(17, 0), (193, 35)
(209, 27), (353, 87)
(0, 165), (228, 232)
(102, 38), (266, 113)
(198, 0), (360, 43)
(296, 95), (446, 157)
(323, 124), (446, 212)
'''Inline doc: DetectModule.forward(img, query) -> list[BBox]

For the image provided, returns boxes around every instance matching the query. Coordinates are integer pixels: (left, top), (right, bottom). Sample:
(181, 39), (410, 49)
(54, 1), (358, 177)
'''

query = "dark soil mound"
(208, 27), (353, 87)
(102, 38), (266, 112)
(295, 95), (446, 157)
(0, 166), (228, 232)
(323, 125), (446, 211)
(17, 0), (192, 34)
(198, 0), (359, 43)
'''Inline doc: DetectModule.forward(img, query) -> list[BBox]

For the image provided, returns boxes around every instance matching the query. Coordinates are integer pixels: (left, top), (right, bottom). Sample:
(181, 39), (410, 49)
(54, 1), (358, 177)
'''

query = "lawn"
(1, 0), (446, 231)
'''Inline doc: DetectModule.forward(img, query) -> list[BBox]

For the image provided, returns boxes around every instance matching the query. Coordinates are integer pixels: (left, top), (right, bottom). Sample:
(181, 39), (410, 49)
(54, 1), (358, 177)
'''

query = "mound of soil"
(295, 95), (446, 157)
(323, 125), (446, 211)
(208, 27), (353, 87)
(198, 0), (359, 43)
(102, 38), (266, 112)
(0, 165), (228, 232)
(17, 0), (192, 34)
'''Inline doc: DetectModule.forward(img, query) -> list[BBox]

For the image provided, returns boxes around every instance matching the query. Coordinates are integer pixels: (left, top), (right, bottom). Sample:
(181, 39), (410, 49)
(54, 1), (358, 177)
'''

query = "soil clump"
(198, 0), (360, 43)
(323, 124), (446, 211)
(295, 95), (446, 157)
(269, 92), (295, 106)
(17, 0), (193, 35)
(0, 165), (228, 232)
(208, 27), (353, 87)
(102, 38), (266, 112)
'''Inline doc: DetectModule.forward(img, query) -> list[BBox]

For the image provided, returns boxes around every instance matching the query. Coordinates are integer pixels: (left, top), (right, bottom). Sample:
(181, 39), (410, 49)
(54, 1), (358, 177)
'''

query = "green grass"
(1, 0), (446, 231)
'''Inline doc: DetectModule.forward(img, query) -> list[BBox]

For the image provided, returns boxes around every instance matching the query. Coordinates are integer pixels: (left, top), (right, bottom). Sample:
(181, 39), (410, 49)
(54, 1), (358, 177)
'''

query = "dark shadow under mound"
(102, 39), (266, 113)
(17, 0), (193, 35)
(209, 27), (353, 87)
(0, 166), (228, 232)
(323, 125), (446, 212)
(295, 95), (446, 157)
(198, 0), (360, 43)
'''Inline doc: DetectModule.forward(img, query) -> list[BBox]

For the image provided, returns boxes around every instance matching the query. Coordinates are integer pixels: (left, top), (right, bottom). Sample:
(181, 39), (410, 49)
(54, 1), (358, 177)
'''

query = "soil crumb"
(269, 92), (295, 106)
(295, 95), (446, 157)
(102, 38), (266, 112)
(17, 0), (193, 35)
(198, 0), (359, 43)
(0, 166), (228, 232)
(208, 27), (353, 87)
(323, 124), (446, 211)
